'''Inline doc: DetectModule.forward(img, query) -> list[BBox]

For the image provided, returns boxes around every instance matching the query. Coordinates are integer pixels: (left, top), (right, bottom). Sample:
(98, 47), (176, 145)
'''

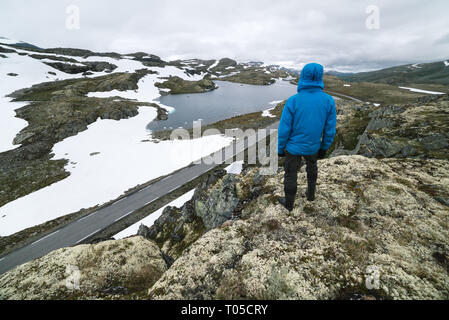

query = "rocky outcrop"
(138, 169), (242, 260)
(29, 54), (80, 63)
(155, 76), (217, 94)
(43, 61), (117, 74)
(1, 156), (448, 300)
(148, 156), (449, 300)
(355, 96), (449, 160)
(328, 101), (374, 157)
(193, 170), (240, 230)
(330, 95), (449, 160)
(152, 103), (168, 120)
(131, 53), (166, 67)
(0, 46), (16, 54)
(216, 68), (289, 85)
(0, 237), (168, 300)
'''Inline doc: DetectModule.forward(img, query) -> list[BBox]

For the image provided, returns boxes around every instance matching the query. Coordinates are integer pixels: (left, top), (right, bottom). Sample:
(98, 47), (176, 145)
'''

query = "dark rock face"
(143, 200), (205, 260)
(193, 173), (240, 230)
(127, 52), (166, 67)
(153, 103), (168, 121)
(0, 46), (16, 54)
(30, 54), (79, 63)
(359, 136), (404, 158)
(137, 169), (240, 259)
(102, 286), (128, 295)
(43, 62), (90, 74)
(401, 145), (419, 157)
(6, 73), (18, 77)
(419, 134), (449, 151)
(43, 61), (117, 74)
(137, 224), (151, 239)
(83, 61), (117, 73)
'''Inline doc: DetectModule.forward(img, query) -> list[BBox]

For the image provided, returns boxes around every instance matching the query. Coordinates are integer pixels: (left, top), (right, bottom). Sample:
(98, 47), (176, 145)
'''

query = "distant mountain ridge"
(336, 59), (449, 86)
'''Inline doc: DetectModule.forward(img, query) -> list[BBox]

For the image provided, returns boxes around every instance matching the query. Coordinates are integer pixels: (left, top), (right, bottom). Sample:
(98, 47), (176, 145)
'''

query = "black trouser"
(284, 151), (318, 205)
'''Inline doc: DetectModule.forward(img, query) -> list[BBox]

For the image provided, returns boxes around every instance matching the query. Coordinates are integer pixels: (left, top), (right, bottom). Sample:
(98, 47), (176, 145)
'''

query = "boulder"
(0, 237), (168, 300)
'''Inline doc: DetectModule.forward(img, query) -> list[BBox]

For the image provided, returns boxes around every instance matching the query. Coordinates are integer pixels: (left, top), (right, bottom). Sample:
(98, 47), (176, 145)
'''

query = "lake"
(147, 80), (297, 132)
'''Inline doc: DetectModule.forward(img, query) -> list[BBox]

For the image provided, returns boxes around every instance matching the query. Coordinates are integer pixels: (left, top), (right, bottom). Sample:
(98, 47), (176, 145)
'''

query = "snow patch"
(444, 61), (449, 67)
(262, 107), (276, 118)
(225, 161), (244, 175)
(208, 60), (219, 70)
(87, 73), (161, 101)
(399, 86), (445, 95)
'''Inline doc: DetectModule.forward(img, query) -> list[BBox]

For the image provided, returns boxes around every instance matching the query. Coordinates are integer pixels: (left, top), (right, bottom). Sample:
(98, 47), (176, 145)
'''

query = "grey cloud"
(1, 0), (448, 72)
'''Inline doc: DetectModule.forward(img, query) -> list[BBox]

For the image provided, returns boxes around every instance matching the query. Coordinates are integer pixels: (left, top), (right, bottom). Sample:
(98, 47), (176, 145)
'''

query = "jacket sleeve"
(278, 99), (294, 154)
(320, 98), (337, 151)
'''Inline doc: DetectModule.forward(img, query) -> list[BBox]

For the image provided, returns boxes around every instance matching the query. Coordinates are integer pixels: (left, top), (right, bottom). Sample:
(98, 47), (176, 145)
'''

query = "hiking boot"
(278, 197), (293, 212)
(305, 178), (317, 202)
(305, 189), (315, 202)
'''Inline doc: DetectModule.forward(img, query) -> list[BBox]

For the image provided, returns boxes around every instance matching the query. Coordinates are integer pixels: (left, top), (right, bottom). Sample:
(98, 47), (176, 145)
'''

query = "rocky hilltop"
(1, 155), (448, 300)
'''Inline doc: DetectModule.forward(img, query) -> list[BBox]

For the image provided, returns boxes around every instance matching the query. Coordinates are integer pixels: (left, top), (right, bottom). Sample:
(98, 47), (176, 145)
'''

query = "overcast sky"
(1, 0), (448, 72)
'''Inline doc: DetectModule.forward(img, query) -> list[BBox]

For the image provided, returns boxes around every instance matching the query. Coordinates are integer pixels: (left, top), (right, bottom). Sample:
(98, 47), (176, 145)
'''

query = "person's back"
(277, 63), (336, 211)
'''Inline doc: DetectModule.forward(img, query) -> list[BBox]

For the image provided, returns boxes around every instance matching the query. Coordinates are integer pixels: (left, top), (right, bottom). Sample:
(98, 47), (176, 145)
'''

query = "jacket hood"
(297, 63), (324, 92)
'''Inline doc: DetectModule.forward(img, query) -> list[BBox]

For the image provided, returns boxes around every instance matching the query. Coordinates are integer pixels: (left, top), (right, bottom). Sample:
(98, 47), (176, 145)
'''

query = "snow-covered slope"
(0, 40), (234, 236)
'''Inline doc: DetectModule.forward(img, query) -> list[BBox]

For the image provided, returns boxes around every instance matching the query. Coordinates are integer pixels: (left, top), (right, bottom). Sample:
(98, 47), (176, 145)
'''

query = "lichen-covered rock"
(149, 156), (449, 300)
(355, 96), (449, 159)
(328, 100), (374, 156)
(141, 169), (239, 260)
(0, 237), (168, 300)
(193, 172), (240, 230)
(143, 202), (206, 260)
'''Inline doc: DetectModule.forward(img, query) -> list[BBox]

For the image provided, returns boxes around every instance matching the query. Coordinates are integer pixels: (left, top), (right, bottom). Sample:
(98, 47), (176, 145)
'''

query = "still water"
(147, 80), (297, 132)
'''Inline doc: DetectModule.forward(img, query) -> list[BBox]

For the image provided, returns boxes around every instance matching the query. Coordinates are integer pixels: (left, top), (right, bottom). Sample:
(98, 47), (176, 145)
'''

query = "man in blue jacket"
(278, 63), (336, 211)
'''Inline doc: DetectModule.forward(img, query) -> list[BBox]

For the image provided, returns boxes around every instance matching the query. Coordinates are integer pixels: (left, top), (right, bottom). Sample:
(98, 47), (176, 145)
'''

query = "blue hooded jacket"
(278, 63), (336, 156)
